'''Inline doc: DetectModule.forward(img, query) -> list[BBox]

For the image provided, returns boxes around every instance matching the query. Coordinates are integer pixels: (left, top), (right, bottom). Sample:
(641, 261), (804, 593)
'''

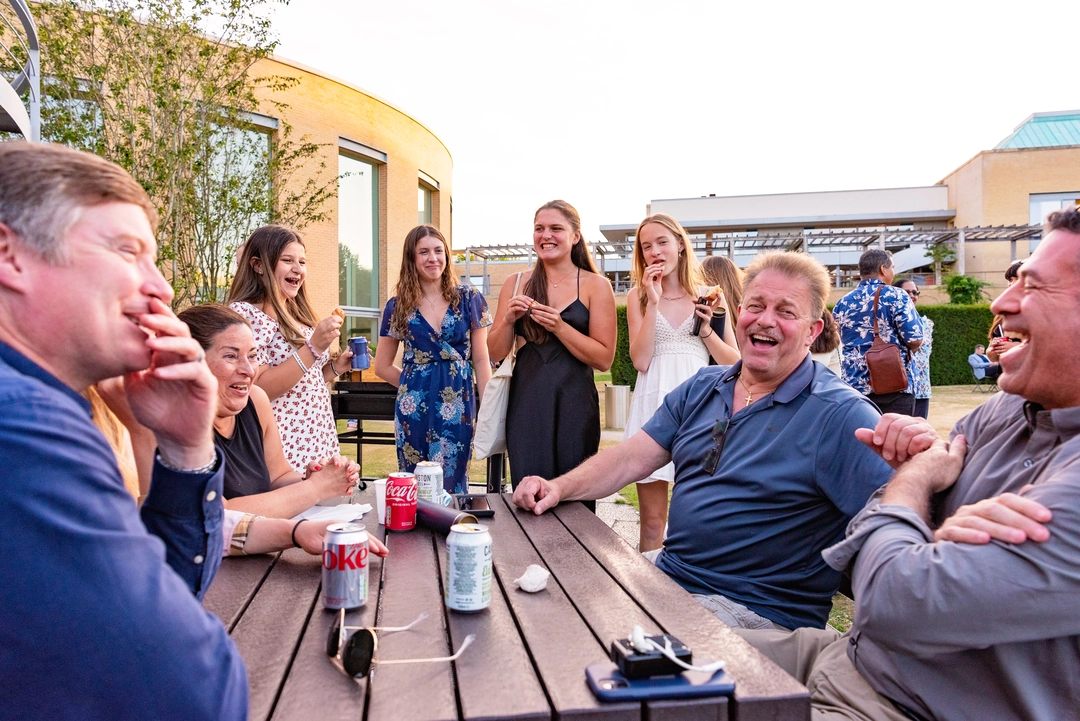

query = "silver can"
(414, 461), (443, 503)
(445, 523), (492, 613)
(321, 523), (369, 610)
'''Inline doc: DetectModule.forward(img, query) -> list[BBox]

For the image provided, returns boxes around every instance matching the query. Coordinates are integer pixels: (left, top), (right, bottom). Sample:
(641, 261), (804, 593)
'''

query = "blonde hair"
(227, 225), (319, 347)
(390, 225), (461, 336)
(742, 252), (830, 319)
(632, 214), (702, 313)
(85, 386), (141, 501)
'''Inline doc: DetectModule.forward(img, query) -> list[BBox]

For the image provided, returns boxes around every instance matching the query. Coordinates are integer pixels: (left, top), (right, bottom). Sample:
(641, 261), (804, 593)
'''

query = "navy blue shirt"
(644, 357), (892, 629)
(0, 341), (247, 720)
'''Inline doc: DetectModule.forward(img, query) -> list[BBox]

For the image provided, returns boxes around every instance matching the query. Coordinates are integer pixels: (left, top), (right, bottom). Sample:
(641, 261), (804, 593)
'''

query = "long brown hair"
(701, 255), (744, 321)
(522, 200), (598, 344)
(631, 214), (702, 314)
(227, 225), (319, 347)
(389, 225), (461, 336)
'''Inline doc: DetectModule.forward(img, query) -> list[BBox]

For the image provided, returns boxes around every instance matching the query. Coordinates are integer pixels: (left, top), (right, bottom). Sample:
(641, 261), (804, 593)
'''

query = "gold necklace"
(661, 294), (686, 301)
(424, 294), (444, 313)
(548, 267), (575, 288)
(738, 376), (778, 405)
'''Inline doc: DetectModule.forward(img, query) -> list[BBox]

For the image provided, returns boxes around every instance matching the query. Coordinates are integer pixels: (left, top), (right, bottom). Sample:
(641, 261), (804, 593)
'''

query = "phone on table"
(585, 662), (735, 701)
(454, 494), (495, 517)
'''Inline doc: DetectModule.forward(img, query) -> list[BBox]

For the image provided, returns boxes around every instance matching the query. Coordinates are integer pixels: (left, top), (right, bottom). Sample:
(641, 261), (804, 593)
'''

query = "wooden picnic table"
(203, 489), (809, 721)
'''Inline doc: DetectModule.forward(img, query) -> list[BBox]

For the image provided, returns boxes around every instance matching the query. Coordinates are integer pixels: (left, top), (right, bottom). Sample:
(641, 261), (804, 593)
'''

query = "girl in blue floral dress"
(374, 225), (492, 492)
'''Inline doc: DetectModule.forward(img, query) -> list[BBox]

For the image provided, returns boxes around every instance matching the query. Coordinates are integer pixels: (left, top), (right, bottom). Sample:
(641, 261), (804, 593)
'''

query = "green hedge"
(611, 305), (637, 390)
(922, 304), (995, 385)
(609, 303), (995, 389)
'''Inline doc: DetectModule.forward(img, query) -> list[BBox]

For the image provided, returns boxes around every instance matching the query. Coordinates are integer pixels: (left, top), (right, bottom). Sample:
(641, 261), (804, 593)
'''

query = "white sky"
(272, 0), (1077, 249)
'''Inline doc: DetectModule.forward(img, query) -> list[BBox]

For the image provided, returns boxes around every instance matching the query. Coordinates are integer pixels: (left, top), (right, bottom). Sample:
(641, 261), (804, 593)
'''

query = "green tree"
(924, 242), (956, 286)
(944, 274), (990, 305)
(11, 0), (335, 307)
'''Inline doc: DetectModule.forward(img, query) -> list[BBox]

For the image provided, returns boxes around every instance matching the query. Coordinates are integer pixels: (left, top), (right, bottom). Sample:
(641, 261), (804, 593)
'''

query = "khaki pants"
(735, 627), (911, 721)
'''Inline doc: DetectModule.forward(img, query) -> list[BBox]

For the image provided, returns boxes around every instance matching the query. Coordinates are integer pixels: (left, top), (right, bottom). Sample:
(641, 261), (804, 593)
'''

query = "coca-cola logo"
(386, 482), (418, 502)
(323, 544), (368, 571)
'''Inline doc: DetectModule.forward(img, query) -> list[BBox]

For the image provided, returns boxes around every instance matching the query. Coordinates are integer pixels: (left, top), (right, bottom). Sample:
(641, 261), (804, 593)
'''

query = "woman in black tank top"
(487, 201), (618, 505)
(179, 305), (360, 519)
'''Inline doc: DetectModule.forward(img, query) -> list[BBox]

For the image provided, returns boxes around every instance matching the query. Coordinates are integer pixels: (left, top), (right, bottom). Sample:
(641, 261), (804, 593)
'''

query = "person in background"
(624, 214), (739, 551)
(969, 344), (1001, 381)
(0, 141), (245, 718)
(488, 200), (617, 505)
(896, 278), (933, 419)
(179, 304), (359, 517)
(701, 254), (745, 330)
(833, 248), (924, 415)
(988, 259), (1023, 362)
(228, 225), (352, 472)
(374, 225), (492, 493)
(809, 309), (842, 374)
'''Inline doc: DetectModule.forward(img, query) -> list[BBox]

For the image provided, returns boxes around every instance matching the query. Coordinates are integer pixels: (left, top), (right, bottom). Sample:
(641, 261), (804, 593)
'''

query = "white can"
(445, 523), (492, 613)
(414, 461), (443, 503)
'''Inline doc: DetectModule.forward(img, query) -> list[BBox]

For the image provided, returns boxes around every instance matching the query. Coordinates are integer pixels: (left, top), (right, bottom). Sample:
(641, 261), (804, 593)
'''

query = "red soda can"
(385, 472), (418, 531)
(321, 523), (369, 609)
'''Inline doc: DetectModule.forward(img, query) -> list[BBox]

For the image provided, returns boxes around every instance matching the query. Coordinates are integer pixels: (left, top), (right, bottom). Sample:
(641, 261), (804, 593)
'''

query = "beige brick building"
(252, 55), (453, 343)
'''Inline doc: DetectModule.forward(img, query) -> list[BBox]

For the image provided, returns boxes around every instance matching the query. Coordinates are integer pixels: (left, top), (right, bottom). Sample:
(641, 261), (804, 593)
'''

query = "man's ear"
(0, 223), (30, 293)
(807, 317), (824, 347)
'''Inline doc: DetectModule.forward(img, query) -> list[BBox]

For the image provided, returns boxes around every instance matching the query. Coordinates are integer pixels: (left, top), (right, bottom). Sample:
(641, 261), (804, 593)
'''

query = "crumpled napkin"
(513, 564), (550, 593)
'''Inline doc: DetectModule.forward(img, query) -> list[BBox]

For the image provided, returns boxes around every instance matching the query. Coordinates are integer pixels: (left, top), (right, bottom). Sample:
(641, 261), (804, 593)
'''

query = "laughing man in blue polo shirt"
(514, 251), (915, 631)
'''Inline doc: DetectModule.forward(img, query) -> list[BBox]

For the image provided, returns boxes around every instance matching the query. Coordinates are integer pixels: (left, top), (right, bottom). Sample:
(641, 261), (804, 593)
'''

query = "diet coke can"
(321, 523), (369, 610)
(445, 523), (492, 613)
(385, 472), (418, 531)
(414, 461), (443, 503)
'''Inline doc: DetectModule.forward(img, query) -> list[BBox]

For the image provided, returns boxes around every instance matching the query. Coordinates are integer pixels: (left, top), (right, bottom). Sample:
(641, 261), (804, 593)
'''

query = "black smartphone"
(455, 494), (495, 517)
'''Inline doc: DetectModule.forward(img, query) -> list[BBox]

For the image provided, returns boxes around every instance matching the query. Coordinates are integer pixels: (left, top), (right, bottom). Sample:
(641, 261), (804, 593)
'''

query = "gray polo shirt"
(824, 392), (1080, 720)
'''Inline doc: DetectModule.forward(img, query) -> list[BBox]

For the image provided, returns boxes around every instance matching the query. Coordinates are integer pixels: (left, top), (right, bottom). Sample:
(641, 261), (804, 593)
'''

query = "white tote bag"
(473, 273), (521, 460)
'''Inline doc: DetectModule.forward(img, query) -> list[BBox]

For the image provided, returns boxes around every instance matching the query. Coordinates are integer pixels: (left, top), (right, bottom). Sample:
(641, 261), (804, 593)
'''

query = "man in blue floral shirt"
(833, 249), (924, 415)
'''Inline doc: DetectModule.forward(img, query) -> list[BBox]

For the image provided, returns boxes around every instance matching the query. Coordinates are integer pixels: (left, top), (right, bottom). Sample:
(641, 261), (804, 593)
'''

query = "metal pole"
(464, 250), (471, 288)
(957, 229), (966, 276)
(728, 237), (734, 260)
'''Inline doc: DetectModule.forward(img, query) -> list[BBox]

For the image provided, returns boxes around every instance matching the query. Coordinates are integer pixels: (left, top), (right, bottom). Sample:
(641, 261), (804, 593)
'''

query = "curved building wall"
(252, 54), (453, 340)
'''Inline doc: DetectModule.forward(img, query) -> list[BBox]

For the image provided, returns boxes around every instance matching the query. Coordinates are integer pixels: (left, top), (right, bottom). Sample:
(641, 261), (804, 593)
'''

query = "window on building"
(418, 185), (432, 225)
(339, 153), (380, 342)
(1029, 192), (1080, 225)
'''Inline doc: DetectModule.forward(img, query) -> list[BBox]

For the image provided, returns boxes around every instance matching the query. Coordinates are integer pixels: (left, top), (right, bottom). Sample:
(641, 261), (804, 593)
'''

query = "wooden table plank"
(366, 527), (458, 721)
(272, 520), (389, 721)
(508, 496), (729, 721)
(551, 503), (809, 721)
(487, 498), (638, 720)
(229, 548), (324, 721)
(203, 553), (279, 631)
(434, 528), (551, 721)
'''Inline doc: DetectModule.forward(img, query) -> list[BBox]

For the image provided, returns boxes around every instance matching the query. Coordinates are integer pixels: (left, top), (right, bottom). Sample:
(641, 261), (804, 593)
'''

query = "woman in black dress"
(488, 200), (617, 496)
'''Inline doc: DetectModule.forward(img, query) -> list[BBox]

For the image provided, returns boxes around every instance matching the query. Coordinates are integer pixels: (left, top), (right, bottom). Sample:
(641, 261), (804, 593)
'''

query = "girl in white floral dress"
(227, 226), (352, 472)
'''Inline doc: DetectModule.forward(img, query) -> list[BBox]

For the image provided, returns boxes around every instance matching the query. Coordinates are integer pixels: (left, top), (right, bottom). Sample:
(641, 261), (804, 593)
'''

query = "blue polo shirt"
(0, 340), (247, 720)
(645, 357), (892, 629)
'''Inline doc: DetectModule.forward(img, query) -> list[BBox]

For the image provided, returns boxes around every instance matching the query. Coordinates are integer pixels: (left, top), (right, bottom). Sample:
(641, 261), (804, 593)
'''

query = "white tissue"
(513, 564), (550, 592)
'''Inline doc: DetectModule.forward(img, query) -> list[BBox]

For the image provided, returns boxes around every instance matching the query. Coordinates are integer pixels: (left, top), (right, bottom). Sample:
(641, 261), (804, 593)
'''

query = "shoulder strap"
(513, 272), (522, 295)
(872, 287), (882, 339)
(576, 267), (581, 297)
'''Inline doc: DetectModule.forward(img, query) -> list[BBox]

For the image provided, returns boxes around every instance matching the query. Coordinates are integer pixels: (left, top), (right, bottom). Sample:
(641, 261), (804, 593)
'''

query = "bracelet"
(291, 519), (308, 548)
(700, 327), (713, 339)
(156, 450), (218, 474)
(305, 338), (323, 360)
(293, 351), (309, 374)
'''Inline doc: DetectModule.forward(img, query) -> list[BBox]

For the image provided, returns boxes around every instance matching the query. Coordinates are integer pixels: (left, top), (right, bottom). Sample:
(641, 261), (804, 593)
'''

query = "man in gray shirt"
(739, 207), (1080, 720)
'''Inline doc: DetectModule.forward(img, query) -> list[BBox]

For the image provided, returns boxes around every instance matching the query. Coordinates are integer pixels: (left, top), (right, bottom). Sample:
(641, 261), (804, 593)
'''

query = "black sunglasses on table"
(326, 608), (475, 680)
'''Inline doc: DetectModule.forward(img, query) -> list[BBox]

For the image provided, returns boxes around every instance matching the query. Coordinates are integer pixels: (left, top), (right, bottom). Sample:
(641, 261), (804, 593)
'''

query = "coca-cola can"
(445, 523), (492, 613)
(321, 523), (369, 610)
(385, 472), (418, 532)
(414, 461), (443, 503)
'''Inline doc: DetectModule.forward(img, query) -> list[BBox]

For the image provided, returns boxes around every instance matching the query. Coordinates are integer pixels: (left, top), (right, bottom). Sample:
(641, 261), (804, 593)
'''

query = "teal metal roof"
(995, 111), (1080, 149)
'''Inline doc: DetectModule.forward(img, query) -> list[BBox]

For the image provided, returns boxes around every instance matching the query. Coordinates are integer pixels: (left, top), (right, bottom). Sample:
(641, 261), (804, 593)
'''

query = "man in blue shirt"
(968, 343), (1001, 380)
(0, 143), (247, 719)
(833, 249), (924, 416)
(514, 252), (901, 630)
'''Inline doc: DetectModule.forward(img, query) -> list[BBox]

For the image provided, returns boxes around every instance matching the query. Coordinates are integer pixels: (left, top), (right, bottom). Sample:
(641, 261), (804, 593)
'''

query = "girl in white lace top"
(624, 214), (740, 552)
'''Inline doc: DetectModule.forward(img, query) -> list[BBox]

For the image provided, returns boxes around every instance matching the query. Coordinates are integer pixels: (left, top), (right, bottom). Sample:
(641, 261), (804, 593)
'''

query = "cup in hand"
(374, 478), (388, 525)
(348, 337), (371, 370)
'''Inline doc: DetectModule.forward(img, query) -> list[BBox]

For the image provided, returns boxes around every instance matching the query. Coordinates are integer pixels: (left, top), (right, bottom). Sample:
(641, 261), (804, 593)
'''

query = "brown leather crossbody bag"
(864, 287), (909, 394)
